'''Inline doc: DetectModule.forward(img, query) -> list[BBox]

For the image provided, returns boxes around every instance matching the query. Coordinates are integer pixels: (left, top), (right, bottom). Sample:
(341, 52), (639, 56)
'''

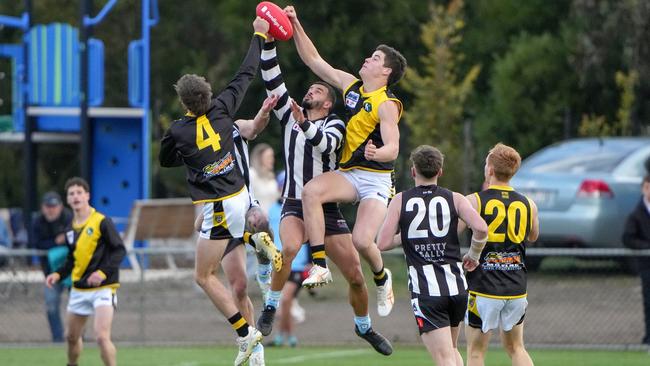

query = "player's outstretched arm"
(217, 17), (269, 118)
(284, 6), (355, 91)
(377, 193), (402, 251)
(260, 40), (295, 124)
(235, 94), (279, 140)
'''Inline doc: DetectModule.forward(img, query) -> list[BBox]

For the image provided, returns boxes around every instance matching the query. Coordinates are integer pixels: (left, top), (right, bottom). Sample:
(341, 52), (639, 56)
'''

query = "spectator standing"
(622, 173), (650, 345)
(250, 143), (280, 215)
(32, 191), (73, 342)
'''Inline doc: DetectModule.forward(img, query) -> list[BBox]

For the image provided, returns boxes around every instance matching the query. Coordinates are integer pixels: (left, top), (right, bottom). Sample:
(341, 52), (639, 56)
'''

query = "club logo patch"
(345, 91), (360, 109)
(363, 102), (372, 112)
(86, 227), (94, 236)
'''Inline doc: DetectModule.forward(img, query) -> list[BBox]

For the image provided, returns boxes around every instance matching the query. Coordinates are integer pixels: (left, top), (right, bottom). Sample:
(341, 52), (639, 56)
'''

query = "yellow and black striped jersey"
(55, 208), (126, 291)
(466, 186), (533, 299)
(339, 79), (402, 172)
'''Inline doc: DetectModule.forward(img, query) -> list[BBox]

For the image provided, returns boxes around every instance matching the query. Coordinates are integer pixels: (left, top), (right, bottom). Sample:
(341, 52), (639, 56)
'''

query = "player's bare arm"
(457, 193), (479, 234)
(364, 101), (400, 162)
(284, 5), (355, 90)
(454, 192), (488, 271)
(377, 193), (402, 251)
(235, 94), (279, 140)
(528, 198), (540, 242)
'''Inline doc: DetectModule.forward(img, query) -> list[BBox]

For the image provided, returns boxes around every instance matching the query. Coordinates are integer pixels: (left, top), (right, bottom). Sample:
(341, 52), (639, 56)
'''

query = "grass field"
(1, 345), (648, 366)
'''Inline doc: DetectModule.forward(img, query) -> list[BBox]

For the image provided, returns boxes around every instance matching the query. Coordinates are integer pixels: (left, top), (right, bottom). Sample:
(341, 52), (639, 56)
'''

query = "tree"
(475, 32), (574, 158)
(401, 0), (479, 191)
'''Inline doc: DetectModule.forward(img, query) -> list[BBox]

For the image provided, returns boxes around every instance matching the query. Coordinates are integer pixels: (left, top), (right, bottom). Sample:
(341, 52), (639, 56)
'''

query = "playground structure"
(0, 0), (158, 251)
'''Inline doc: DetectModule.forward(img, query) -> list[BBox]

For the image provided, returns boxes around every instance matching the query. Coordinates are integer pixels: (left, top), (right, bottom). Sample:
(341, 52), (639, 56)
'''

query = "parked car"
(511, 137), (650, 269)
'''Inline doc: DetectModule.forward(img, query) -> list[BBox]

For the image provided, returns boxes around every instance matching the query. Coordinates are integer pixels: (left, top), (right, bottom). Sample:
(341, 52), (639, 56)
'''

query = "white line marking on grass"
(272, 349), (372, 364)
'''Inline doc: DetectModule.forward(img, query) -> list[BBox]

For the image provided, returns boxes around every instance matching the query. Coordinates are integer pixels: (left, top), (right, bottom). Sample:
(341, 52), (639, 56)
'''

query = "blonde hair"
(487, 143), (521, 182)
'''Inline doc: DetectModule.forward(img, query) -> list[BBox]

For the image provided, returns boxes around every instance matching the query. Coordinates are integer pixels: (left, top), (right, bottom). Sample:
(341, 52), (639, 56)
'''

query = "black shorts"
(288, 270), (307, 296)
(411, 294), (468, 335)
(280, 199), (350, 236)
(223, 237), (244, 259)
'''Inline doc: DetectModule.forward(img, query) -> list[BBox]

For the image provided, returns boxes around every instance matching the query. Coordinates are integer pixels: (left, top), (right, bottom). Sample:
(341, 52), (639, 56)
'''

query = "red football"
(256, 1), (293, 41)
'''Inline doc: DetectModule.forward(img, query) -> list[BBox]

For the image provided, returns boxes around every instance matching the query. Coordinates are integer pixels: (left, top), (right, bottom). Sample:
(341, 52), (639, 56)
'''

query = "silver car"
(511, 137), (650, 252)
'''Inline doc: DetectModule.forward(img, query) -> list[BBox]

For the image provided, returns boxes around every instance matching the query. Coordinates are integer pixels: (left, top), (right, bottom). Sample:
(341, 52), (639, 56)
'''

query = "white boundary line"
(270, 348), (372, 364)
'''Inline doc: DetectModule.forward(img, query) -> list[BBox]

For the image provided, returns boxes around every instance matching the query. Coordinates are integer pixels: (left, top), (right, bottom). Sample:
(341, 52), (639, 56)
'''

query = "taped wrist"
(468, 233), (488, 262)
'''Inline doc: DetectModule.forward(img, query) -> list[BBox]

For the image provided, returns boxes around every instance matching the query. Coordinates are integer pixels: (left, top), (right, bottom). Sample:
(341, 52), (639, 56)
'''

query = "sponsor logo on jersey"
(414, 242), (447, 262)
(345, 91), (360, 109)
(202, 152), (236, 178)
(482, 251), (523, 271)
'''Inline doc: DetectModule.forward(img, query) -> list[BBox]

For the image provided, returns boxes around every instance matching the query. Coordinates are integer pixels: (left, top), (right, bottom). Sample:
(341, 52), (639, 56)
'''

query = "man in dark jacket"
(32, 191), (72, 342)
(622, 174), (650, 344)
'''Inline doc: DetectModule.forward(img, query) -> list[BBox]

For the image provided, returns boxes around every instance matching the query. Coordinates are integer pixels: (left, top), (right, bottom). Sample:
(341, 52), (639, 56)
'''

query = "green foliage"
(401, 0), (479, 191)
(476, 32), (573, 158)
(578, 69), (639, 137)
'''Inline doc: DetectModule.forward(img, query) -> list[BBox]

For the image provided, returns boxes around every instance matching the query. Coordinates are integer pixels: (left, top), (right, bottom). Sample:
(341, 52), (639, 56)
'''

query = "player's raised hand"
(262, 94), (279, 113)
(364, 139), (377, 161)
(253, 16), (270, 35)
(284, 6), (298, 24)
(462, 254), (479, 272)
(290, 99), (306, 124)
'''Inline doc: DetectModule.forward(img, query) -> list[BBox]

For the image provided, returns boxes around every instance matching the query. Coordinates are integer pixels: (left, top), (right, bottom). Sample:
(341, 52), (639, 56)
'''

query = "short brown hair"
(174, 74), (212, 116)
(487, 143), (521, 181)
(410, 145), (444, 179)
(643, 175), (650, 185)
(376, 44), (407, 86)
(64, 177), (90, 194)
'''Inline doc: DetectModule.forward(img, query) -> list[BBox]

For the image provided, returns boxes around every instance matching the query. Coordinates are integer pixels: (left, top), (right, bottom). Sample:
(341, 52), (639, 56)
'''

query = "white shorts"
(199, 187), (250, 240)
(336, 169), (393, 206)
(466, 293), (527, 333)
(67, 288), (117, 316)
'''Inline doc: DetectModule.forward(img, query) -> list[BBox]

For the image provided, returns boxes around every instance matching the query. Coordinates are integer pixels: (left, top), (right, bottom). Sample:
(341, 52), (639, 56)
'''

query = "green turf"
(0, 345), (648, 366)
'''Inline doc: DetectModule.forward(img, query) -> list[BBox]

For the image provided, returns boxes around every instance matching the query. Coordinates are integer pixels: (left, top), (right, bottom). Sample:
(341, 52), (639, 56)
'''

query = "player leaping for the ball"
(284, 6), (407, 317)
(159, 17), (271, 366)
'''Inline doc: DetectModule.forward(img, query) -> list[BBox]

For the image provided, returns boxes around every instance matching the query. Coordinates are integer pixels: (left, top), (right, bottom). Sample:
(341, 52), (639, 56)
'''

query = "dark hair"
(376, 44), (407, 86)
(643, 175), (650, 185)
(312, 81), (337, 107)
(410, 145), (444, 179)
(174, 74), (213, 116)
(64, 177), (90, 193)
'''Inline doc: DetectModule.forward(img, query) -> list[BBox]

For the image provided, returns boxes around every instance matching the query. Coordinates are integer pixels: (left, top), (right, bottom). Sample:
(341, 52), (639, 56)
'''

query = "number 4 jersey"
(399, 184), (467, 298)
(160, 103), (245, 203)
(466, 185), (533, 299)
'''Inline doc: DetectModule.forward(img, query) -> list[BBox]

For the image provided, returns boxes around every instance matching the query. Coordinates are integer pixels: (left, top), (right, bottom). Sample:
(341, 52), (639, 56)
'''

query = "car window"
(615, 147), (650, 178)
(521, 140), (642, 174)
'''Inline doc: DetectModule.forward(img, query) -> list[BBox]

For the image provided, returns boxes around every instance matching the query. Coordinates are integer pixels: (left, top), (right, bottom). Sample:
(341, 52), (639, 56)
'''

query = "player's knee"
(95, 332), (111, 347)
(301, 183), (322, 205)
(346, 268), (365, 289)
(351, 233), (371, 251)
(65, 331), (79, 344)
(281, 245), (299, 263)
(194, 271), (210, 288)
(231, 279), (248, 301)
(503, 341), (525, 357)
